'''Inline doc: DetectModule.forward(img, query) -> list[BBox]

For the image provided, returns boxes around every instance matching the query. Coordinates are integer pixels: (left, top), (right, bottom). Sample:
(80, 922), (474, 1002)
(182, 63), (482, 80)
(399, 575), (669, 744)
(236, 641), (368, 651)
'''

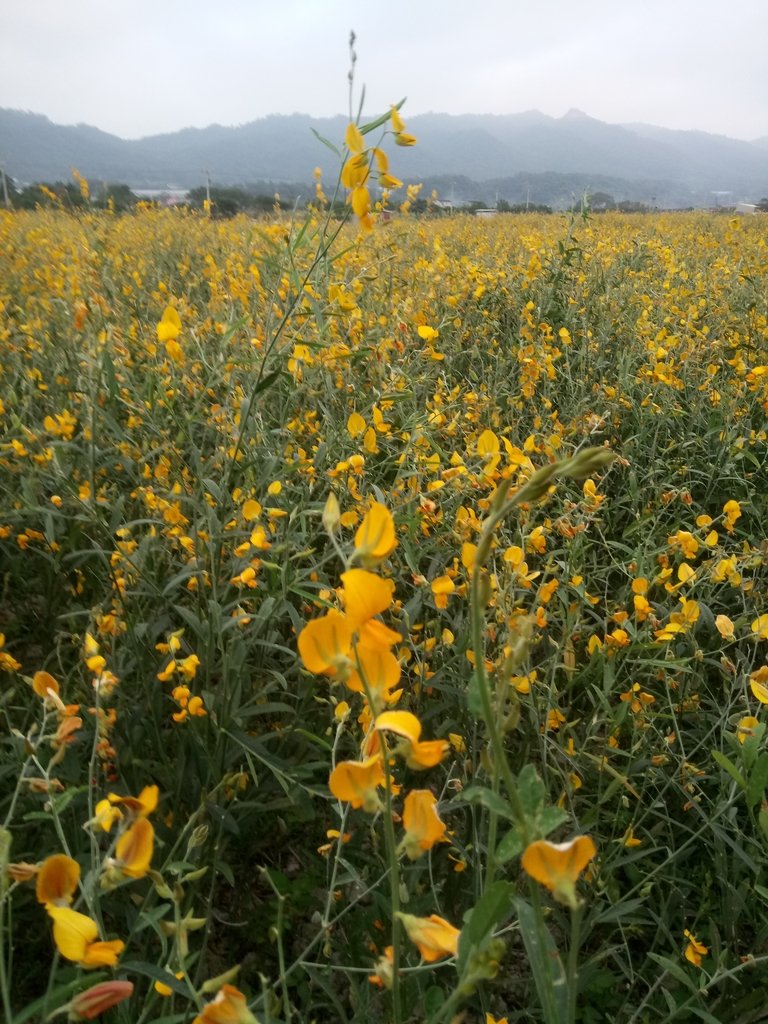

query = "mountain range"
(2, 107), (767, 209)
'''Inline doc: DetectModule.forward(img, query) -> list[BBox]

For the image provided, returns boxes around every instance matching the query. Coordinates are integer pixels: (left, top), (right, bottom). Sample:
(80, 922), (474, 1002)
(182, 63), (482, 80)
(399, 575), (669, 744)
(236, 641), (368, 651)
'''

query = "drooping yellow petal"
(521, 836), (596, 907)
(398, 912), (459, 962)
(375, 709), (422, 744)
(347, 644), (401, 704)
(107, 784), (159, 818)
(47, 905), (98, 961)
(737, 715), (760, 743)
(36, 853), (80, 906)
(80, 938), (127, 969)
(402, 790), (447, 858)
(347, 411), (366, 438)
(714, 614), (735, 639)
(340, 570), (395, 629)
(345, 122), (365, 154)
(32, 670), (60, 699)
(298, 610), (354, 676)
(354, 502), (397, 566)
(357, 618), (402, 651)
(46, 905), (123, 968)
(193, 984), (259, 1024)
(351, 185), (371, 220)
(375, 710), (448, 769)
(390, 106), (406, 133)
(341, 153), (369, 189)
(329, 756), (385, 812)
(113, 818), (154, 879)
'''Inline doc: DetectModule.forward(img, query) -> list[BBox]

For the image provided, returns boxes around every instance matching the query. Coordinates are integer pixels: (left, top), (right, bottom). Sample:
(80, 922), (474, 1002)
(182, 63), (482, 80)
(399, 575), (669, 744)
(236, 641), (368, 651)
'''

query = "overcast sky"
(1, 0), (766, 141)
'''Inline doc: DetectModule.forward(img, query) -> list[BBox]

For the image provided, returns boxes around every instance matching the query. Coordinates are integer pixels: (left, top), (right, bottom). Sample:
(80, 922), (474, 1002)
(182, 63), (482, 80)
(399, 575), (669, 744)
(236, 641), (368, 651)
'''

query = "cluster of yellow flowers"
(341, 106), (415, 231)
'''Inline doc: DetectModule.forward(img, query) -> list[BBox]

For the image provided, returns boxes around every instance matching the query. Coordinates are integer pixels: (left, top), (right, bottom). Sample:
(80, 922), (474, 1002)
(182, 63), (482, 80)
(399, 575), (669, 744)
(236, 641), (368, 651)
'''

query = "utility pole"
(0, 163), (12, 210)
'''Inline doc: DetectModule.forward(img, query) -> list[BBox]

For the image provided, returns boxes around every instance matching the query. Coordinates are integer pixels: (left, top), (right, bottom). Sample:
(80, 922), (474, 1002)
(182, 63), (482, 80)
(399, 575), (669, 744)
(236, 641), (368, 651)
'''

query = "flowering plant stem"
(469, 455), (596, 1023)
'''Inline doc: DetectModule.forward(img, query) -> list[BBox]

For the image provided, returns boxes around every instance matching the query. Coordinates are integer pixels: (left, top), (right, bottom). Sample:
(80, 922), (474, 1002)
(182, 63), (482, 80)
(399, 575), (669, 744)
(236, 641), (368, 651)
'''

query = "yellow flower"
(752, 616), (768, 640)
(347, 643), (401, 707)
(92, 799), (123, 833)
(357, 618), (402, 651)
(341, 153), (369, 190)
(401, 790), (447, 859)
(398, 912), (459, 962)
(431, 574), (455, 609)
(347, 411), (366, 438)
(36, 854), (80, 906)
(46, 905), (124, 968)
(328, 755), (386, 812)
(683, 929), (708, 967)
(418, 325), (439, 342)
(354, 502), (397, 567)
(107, 784), (159, 819)
(374, 710), (448, 769)
(621, 826), (643, 848)
(340, 569), (395, 630)
(715, 614), (735, 639)
(0, 633), (22, 673)
(368, 945), (394, 988)
(193, 984), (258, 1024)
(526, 526), (547, 554)
(297, 610), (353, 677)
(737, 715), (760, 743)
(112, 818), (154, 879)
(345, 122), (365, 154)
(154, 971), (184, 997)
(156, 305), (181, 343)
(723, 499), (741, 533)
(521, 836), (597, 907)
(390, 106), (406, 133)
(749, 667), (768, 704)
(31, 670), (60, 700)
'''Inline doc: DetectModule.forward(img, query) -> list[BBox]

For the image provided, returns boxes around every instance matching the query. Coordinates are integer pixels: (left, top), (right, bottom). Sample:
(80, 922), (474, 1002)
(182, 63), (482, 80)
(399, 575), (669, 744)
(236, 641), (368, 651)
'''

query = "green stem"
(0, 828), (13, 1024)
(381, 739), (402, 1024)
(566, 903), (583, 1024)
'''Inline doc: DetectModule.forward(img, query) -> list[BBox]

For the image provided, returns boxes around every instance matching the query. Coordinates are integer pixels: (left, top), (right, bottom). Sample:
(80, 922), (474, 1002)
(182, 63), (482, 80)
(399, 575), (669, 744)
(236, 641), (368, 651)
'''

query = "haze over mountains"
(2, 107), (767, 209)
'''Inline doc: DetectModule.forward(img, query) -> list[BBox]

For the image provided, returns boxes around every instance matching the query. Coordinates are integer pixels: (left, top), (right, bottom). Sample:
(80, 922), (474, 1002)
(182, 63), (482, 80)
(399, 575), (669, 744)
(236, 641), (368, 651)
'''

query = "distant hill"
(2, 107), (767, 209)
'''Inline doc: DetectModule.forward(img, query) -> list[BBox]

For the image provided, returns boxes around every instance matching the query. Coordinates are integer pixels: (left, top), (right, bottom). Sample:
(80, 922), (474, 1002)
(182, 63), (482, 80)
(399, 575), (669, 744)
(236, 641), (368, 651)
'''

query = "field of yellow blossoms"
(1, 192), (768, 1023)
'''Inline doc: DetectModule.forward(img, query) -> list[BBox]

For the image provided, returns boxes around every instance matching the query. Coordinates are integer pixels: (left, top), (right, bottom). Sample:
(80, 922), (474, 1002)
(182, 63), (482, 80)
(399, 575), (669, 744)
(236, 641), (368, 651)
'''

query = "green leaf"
(517, 764), (546, 816)
(251, 369), (287, 397)
(360, 99), (406, 137)
(310, 127), (341, 157)
(515, 898), (569, 1023)
(537, 805), (569, 838)
(646, 953), (699, 994)
(458, 881), (515, 973)
(424, 986), (445, 1016)
(459, 785), (515, 820)
(711, 749), (746, 789)
(496, 827), (524, 864)
(119, 961), (191, 996)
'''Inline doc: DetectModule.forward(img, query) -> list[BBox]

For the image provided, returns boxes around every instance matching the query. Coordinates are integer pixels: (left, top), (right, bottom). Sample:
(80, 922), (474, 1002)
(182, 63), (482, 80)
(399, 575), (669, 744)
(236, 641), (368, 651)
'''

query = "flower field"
(2, 194), (768, 1023)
